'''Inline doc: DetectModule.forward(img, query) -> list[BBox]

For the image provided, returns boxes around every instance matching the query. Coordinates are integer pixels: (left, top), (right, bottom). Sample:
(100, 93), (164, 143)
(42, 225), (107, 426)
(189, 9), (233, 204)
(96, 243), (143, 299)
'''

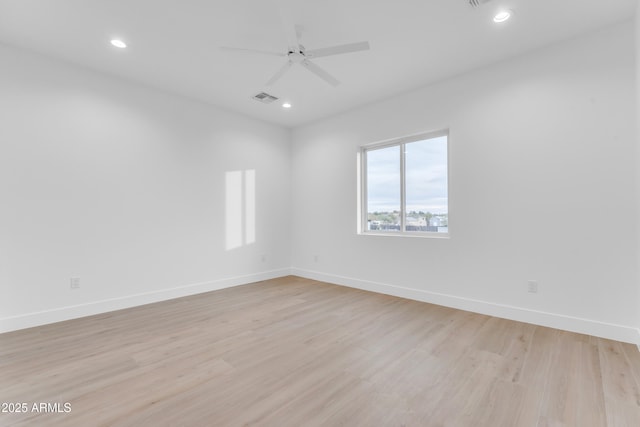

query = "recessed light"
(493, 11), (511, 23)
(282, 103), (292, 109)
(110, 39), (127, 49)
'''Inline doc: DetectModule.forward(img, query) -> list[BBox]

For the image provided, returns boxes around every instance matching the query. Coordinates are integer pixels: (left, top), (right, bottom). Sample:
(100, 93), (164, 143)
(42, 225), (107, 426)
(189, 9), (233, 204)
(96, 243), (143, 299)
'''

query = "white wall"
(0, 43), (291, 332)
(291, 22), (639, 343)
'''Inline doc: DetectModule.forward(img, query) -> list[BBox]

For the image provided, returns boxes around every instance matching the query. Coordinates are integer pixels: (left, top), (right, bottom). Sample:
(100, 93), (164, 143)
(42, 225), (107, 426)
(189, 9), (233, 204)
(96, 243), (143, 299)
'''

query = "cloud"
(367, 136), (448, 214)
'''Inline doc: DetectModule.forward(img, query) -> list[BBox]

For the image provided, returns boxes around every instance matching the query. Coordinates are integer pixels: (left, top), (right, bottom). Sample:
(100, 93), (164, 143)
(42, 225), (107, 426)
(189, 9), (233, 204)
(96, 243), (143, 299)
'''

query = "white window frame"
(358, 129), (450, 238)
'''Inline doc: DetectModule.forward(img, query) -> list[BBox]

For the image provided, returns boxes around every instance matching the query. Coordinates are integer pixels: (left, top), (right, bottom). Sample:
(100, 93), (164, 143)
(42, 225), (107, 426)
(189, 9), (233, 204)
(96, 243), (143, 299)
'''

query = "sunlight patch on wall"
(245, 169), (256, 245)
(225, 170), (256, 250)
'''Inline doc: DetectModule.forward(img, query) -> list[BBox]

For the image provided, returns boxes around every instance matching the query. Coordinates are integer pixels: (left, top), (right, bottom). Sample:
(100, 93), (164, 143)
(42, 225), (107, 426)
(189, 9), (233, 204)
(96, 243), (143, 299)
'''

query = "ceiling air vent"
(252, 92), (279, 104)
(468, 0), (492, 7)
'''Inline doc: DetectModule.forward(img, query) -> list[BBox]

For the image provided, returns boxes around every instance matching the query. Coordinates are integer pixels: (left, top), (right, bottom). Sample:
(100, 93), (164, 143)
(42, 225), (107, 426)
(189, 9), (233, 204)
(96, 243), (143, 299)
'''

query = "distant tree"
(425, 212), (433, 226)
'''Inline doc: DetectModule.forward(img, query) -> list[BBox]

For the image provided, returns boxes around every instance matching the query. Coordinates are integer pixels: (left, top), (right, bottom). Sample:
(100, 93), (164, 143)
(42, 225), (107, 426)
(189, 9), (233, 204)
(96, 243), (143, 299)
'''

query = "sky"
(367, 135), (448, 215)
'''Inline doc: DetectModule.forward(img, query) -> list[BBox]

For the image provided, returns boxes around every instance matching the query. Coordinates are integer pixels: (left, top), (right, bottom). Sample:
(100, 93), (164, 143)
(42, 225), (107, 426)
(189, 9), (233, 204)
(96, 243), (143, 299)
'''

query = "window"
(360, 130), (448, 236)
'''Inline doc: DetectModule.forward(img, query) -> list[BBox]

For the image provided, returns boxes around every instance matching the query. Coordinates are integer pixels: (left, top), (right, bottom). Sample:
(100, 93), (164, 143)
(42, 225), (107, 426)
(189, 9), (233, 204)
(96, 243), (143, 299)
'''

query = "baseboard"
(291, 268), (640, 345)
(0, 268), (292, 334)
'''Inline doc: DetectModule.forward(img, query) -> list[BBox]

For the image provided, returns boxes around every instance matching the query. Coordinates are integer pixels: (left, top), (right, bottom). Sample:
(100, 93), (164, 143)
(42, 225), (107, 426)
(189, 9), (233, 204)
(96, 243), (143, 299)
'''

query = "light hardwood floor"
(1, 276), (640, 426)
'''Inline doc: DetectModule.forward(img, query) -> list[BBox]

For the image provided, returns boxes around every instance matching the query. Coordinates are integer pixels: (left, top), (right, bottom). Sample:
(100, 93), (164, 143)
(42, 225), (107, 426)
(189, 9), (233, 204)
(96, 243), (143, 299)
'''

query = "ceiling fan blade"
(266, 61), (293, 86)
(220, 46), (285, 57)
(301, 59), (340, 87)
(305, 41), (370, 59)
(276, 2), (300, 52)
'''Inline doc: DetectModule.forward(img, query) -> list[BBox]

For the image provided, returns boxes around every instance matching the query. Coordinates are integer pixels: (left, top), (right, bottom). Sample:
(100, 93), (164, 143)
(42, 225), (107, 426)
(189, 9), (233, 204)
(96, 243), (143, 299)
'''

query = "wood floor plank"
(537, 331), (583, 426)
(578, 341), (607, 427)
(1, 276), (640, 426)
(599, 339), (640, 406)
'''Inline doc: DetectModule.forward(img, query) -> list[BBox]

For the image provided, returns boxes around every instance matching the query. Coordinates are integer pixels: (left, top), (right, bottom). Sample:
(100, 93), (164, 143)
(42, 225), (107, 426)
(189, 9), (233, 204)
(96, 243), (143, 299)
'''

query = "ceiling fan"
(221, 19), (370, 87)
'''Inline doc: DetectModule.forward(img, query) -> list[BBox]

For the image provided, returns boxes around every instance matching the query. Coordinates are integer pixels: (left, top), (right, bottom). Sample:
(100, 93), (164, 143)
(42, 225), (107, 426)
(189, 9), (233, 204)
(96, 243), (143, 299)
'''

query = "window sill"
(358, 231), (450, 239)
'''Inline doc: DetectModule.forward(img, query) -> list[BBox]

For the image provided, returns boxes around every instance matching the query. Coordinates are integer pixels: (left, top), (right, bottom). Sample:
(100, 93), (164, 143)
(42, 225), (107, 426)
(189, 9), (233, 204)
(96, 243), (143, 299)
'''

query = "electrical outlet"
(70, 277), (80, 289)
(261, 254), (267, 262)
(527, 280), (538, 294)
(314, 255), (319, 263)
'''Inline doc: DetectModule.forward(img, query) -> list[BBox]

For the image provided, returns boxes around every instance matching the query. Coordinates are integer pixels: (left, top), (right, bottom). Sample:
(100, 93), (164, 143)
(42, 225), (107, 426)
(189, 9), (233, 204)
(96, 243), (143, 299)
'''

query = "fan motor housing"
(288, 52), (305, 63)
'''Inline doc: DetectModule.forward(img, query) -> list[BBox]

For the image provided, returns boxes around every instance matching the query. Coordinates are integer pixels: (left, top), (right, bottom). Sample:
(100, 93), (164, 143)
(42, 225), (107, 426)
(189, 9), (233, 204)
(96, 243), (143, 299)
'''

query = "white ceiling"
(0, 0), (635, 128)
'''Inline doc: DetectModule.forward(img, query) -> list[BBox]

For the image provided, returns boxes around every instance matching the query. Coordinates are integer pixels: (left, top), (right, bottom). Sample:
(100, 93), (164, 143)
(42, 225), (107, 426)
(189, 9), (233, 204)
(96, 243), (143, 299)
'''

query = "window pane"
(367, 145), (401, 232)
(405, 136), (448, 233)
